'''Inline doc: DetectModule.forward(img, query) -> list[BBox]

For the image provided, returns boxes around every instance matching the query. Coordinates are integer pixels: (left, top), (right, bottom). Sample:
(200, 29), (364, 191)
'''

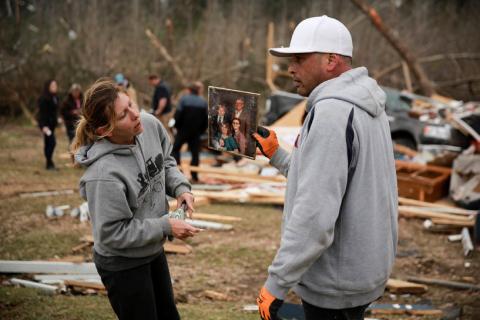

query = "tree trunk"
(350, 0), (436, 96)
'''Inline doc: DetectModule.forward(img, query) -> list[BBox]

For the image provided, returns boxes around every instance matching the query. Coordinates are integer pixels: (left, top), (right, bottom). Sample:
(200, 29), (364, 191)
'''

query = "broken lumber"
(189, 165), (286, 182)
(168, 196), (210, 209)
(164, 242), (192, 254)
(367, 303), (442, 316)
(398, 197), (477, 215)
(386, 278), (427, 294)
(186, 219), (233, 231)
(192, 190), (249, 203)
(199, 173), (282, 184)
(204, 290), (230, 301)
(408, 276), (480, 291)
(399, 206), (474, 222)
(34, 274), (101, 284)
(19, 189), (74, 198)
(430, 218), (475, 227)
(193, 213), (242, 222)
(10, 278), (58, 294)
(0, 260), (97, 274)
(64, 280), (105, 292)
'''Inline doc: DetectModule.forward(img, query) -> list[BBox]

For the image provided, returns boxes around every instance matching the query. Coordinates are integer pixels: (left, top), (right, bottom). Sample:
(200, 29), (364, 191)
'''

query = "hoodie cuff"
(173, 184), (191, 198)
(269, 147), (289, 167)
(158, 215), (172, 236)
(265, 275), (290, 300)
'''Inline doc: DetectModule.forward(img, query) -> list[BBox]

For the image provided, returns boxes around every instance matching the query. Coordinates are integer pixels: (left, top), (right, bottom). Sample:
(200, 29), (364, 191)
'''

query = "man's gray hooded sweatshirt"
(75, 112), (190, 271)
(266, 67), (398, 309)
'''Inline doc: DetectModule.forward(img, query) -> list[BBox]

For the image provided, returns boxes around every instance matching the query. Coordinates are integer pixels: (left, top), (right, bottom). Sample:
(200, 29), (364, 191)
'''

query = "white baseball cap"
(269, 15), (353, 58)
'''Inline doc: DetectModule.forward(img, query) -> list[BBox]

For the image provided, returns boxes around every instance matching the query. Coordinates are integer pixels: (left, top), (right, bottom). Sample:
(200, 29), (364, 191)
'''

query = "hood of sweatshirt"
(306, 67), (386, 118)
(75, 138), (137, 167)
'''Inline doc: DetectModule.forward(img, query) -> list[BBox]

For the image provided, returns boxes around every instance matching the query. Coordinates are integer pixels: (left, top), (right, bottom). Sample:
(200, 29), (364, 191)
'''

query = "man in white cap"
(253, 16), (398, 320)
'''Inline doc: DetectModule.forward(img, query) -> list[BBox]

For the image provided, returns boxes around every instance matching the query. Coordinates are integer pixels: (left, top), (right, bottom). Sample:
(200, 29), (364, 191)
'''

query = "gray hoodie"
(76, 112), (190, 261)
(266, 67), (398, 309)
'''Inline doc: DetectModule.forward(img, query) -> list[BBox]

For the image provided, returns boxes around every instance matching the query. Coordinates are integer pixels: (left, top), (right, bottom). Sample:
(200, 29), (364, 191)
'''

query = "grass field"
(0, 122), (479, 319)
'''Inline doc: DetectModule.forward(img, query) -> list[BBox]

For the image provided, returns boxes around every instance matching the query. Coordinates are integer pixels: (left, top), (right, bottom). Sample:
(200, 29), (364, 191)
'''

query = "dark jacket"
(37, 94), (59, 129)
(61, 94), (83, 125)
(151, 81), (172, 115)
(174, 93), (208, 137)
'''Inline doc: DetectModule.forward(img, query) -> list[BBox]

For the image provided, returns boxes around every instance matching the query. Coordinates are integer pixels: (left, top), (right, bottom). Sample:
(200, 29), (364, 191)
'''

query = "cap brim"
(269, 47), (316, 57)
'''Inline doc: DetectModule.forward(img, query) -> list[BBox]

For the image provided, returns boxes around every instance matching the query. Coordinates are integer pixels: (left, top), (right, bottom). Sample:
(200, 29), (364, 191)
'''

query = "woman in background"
(61, 83), (83, 144)
(37, 79), (59, 170)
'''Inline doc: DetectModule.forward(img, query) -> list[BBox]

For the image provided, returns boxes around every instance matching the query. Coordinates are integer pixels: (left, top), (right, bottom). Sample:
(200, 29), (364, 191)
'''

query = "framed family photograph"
(207, 86), (259, 159)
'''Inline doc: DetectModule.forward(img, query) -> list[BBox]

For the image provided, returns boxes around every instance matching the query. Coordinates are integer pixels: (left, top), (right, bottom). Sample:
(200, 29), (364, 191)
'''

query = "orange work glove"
(256, 286), (283, 320)
(252, 126), (279, 159)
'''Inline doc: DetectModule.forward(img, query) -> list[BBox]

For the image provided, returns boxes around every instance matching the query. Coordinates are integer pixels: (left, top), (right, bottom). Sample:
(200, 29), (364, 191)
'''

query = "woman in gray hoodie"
(72, 79), (200, 320)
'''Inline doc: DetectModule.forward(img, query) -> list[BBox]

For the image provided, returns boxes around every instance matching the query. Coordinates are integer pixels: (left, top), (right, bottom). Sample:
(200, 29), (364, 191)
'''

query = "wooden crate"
(396, 160), (451, 202)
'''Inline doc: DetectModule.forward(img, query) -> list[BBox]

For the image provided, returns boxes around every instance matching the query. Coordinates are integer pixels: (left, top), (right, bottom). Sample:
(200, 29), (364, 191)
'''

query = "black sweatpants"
(96, 253), (180, 320)
(43, 130), (56, 166)
(172, 133), (201, 180)
(302, 300), (370, 320)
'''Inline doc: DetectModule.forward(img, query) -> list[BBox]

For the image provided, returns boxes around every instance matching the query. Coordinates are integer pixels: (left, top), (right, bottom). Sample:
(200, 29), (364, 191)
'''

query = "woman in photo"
(231, 117), (246, 154)
(218, 122), (238, 152)
(72, 78), (200, 320)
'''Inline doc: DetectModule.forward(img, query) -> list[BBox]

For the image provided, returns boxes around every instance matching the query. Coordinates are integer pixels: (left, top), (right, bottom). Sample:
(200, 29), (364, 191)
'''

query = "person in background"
(148, 74), (172, 130)
(38, 79), (60, 170)
(72, 78), (199, 320)
(171, 82), (208, 182)
(61, 83), (83, 144)
(115, 73), (138, 108)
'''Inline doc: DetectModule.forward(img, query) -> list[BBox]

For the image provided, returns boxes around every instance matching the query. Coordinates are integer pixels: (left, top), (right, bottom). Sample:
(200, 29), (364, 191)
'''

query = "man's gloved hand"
(256, 286), (283, 320)
(252, 126), (279, 159)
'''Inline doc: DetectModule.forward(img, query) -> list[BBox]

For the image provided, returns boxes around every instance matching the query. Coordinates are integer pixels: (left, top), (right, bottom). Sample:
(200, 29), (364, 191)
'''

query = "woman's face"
(49, 81), (58, 94)
(72, 89), (81, 99)
(108, 92), (143, 144)
(232, 120), (240, 131)
(221, 125), (228, 135)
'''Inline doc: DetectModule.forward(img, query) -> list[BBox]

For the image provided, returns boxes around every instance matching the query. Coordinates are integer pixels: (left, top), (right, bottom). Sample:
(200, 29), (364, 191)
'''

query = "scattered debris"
(386, 278), (428, 294)
(10, 278), (58, 295)
(367, 303), (443, 316)
(407, 276), (480, 291)
(0, 260), (98, 274)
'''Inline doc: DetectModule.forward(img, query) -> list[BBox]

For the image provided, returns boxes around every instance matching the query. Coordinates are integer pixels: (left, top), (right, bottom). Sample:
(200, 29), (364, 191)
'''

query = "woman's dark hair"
(42, 79), (56, 97)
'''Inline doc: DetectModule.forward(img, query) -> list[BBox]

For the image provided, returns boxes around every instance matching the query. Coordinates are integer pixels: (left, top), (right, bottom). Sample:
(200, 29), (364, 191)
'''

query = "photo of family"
(207, 86), (259, 159)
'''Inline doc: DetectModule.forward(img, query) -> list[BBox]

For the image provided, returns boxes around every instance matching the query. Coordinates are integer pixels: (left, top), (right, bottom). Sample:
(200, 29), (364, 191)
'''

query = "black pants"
(172, 133), (200, 181)
(96, 253), (180, 320)
(43, 130), (56, 166)
(302, 300), (369, 320)
(65, 123), (76, 144)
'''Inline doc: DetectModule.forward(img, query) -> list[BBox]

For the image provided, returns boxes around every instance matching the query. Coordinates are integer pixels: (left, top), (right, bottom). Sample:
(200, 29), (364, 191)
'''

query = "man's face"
(232, 119), (240, 131)
(149, 78), (159, 87)
(218, 105), (226, 116)
(288, 53), (329, 96)
(235, 99), (244, 112)
(110, 92), (143, 144)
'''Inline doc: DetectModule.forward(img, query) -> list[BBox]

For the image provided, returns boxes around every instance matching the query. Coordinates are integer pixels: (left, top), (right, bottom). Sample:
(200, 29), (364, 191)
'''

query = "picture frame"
(207, 86), (259, 159)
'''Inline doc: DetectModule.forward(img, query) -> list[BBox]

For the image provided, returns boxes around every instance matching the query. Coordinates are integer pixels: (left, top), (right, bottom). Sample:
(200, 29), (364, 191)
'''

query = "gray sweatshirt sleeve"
(265, 104), (350, 299)
(270, 147), (291, 177)
(156, 121), (191, 197)
(86, 179), (172, 249)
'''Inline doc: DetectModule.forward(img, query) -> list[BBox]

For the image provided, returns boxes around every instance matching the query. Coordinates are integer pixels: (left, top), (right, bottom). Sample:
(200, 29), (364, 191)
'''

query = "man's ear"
(326, 54), (338, 72)
(96, 125), (112, 137)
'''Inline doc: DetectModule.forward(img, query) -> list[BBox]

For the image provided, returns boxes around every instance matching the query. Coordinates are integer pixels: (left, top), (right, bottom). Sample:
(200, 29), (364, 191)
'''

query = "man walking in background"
(253, 16), (398, 320)
(172, 82), (208, 182)
(148, 74), (172, 131)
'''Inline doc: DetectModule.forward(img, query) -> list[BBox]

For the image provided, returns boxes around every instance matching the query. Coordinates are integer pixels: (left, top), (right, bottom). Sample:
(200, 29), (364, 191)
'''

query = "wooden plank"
(368, 303), (443, 316)
(204, 290), (230, 301)
(10, 278), (58, 294)
(34, 274), (101, 282)
(193, 213), (242, 222)
(407, 276), (480, 291)
(72, 242), (92, 253)
(198, 173), (283, 184)
(431, 218), (475, 227)
(398, 197), (477, 215)
(168, 196), (210, 209)
(399, 206), (474, 222)
(386, 278), (427, 294)
(65, 279), (106, 294)
(48, 255), (85, 263)
(0, 260), (97, 274)
(164, 242), (192, 255)
(189, 165), (286, 182)
(192, 190), (249, 202)
(248, 197), (285, 205)
(186, 219), (233, 231)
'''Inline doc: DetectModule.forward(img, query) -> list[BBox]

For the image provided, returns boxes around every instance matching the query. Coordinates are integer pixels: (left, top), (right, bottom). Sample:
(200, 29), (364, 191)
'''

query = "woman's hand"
(169, 219), (201, 240)
(176, 192), (194, 218)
